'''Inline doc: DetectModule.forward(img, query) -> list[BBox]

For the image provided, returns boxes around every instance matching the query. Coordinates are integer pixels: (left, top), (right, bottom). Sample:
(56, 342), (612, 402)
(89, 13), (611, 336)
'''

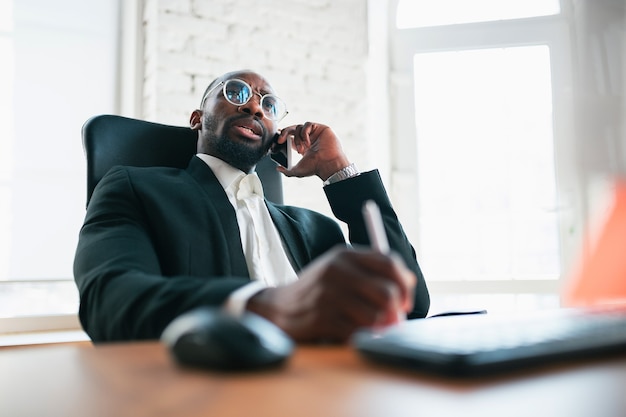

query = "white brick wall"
(141, 0), (371, 216)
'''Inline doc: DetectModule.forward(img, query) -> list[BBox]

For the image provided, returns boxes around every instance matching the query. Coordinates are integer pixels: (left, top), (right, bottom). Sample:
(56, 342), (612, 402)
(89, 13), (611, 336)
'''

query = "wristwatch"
(323, 163), (360, 186)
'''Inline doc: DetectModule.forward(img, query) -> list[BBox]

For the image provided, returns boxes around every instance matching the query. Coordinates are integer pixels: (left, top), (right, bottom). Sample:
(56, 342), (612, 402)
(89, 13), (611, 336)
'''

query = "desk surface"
(1, 342), (625, 417)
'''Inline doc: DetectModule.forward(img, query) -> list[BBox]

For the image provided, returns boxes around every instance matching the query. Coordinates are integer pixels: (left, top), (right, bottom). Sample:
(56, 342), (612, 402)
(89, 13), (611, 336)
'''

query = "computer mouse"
(161, 307), (295, 371)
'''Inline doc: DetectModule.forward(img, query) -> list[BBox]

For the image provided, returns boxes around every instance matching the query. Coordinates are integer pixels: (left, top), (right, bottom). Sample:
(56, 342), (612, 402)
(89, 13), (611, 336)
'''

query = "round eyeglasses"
(200, 78), (288, 122)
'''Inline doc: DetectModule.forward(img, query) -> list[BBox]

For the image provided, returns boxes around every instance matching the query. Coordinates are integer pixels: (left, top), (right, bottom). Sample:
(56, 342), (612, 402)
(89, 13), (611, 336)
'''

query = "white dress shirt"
(195, 154), (298, 315)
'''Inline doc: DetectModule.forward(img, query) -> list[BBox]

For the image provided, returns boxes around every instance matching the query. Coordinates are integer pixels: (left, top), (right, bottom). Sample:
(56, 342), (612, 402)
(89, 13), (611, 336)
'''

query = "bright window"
(414, 46), (560, 282)
(0, 0), (12, 32)
(0, 0), (119, 328)
(397, 0), (560, 29)
(389, 1), (571, 314)
(0, 0), (15, 288)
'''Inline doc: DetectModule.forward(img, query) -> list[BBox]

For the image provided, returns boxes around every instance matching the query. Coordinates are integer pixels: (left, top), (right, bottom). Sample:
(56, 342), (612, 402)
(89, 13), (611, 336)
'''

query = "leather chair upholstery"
(81, 114), (283, 207)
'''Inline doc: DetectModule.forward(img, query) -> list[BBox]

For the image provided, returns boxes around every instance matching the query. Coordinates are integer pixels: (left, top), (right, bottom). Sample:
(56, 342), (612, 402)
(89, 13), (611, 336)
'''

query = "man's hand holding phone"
(270, 122), (351, 182)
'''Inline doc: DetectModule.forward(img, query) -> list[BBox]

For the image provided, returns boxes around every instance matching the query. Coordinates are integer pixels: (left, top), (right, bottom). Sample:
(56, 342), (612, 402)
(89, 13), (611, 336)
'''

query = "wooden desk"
(1, 342), (625, 417)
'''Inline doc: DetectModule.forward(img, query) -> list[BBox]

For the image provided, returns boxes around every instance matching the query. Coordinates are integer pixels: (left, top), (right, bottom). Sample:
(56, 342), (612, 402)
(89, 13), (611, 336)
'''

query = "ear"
(189, 110), (203, 130)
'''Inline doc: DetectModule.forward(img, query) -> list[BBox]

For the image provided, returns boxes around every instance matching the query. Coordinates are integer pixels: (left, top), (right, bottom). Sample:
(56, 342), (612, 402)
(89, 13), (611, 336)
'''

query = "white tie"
(235, 173), (298, 287)
(236, 173), (264, 200)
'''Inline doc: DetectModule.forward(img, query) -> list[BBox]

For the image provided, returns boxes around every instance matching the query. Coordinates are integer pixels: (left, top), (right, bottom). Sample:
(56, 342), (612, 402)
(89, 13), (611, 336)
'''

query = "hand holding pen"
(247, 200), (415, 342)
(363, 200), (414, 324)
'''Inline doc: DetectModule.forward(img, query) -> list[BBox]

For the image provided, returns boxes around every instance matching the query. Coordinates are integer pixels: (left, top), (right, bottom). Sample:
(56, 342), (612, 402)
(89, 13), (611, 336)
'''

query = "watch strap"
(323, 163), (360, 186)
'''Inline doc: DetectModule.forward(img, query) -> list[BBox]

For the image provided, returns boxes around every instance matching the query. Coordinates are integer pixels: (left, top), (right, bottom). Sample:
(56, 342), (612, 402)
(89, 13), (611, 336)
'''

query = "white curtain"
(570, 0), (626, 177)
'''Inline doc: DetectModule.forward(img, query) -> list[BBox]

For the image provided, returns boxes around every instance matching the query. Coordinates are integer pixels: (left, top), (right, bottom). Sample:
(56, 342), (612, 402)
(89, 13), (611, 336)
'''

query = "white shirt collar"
(195, 153), (251, 192)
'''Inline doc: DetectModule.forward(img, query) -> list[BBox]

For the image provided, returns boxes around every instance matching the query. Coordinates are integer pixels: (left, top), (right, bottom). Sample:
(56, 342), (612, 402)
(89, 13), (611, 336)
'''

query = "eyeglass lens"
(223, 79), (285, 120)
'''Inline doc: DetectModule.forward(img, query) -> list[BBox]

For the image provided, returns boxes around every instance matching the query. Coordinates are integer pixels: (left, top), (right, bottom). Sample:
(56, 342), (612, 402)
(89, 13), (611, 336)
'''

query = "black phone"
(270, 133), (292, 169)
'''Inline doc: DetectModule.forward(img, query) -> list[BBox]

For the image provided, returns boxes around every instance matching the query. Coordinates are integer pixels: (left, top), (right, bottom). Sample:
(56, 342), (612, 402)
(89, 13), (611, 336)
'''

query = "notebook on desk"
(353, 306), (626, 376)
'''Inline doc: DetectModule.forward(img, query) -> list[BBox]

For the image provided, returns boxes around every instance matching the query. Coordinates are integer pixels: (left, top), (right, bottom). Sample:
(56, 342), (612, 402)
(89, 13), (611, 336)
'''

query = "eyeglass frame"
(200, 78), (289, 122)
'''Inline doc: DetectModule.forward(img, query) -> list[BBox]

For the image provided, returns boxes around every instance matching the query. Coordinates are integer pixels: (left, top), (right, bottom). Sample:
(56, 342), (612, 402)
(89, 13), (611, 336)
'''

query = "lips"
(230, 117), (264, 140)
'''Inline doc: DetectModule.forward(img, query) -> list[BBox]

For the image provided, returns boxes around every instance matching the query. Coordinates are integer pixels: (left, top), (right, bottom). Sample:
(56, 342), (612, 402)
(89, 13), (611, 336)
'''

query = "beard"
(202, 113), (272, 171)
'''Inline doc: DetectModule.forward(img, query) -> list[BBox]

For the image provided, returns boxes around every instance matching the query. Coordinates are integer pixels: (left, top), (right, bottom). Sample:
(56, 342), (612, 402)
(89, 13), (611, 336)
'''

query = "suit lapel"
(186, 157), (250, 277)
(266, 202), (310, 271)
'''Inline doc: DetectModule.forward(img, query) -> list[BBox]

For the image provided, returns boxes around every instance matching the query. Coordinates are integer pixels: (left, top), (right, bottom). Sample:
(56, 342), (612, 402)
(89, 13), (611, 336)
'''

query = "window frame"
(387, 0), (582, 302)
(0, 0), (143, 340)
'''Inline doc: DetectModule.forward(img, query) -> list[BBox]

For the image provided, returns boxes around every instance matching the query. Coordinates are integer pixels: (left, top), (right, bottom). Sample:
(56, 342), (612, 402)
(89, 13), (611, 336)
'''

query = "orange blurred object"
(564, 180), (626, 307)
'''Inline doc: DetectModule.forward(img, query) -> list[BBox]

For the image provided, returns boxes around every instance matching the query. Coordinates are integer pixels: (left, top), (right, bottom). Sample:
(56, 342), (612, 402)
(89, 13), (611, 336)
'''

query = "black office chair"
(81, 114), (283, 207)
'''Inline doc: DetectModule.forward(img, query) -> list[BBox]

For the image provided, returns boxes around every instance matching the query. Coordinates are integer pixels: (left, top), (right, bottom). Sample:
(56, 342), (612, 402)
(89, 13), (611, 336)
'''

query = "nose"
(238, 93), (264, 119)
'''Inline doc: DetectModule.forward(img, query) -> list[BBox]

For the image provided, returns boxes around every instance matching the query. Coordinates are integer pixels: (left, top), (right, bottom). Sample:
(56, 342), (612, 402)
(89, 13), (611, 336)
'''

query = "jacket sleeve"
(73, 166), (251, 342)
(323, 170), (430, 318)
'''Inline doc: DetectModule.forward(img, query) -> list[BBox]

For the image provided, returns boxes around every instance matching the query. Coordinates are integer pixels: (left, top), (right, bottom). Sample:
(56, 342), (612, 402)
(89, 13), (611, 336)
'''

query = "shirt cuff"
(223, 281), (268, 317)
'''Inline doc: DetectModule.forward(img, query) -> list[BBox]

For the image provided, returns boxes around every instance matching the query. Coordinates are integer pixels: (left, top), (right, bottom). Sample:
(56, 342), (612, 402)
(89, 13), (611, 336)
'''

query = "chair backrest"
(82, 114), (283, 207)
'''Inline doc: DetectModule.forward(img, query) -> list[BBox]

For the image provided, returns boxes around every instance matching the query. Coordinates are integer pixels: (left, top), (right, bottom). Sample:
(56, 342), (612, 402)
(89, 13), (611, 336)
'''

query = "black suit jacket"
(74, 156), (429, 341)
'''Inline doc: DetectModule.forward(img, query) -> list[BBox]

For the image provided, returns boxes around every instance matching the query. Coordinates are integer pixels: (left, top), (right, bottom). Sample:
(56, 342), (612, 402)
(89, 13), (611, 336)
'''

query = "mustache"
(227, 114), (267, 137)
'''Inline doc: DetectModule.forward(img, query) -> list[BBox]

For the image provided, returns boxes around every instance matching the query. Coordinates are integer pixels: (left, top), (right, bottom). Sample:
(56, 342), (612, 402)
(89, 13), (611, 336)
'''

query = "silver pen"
(362, 200), (407, 323)
(362, 200), (390, 254)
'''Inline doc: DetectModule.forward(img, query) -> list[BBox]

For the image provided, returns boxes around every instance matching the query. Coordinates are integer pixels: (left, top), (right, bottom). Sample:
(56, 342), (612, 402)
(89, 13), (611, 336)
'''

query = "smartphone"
(270, 133), (292, 169)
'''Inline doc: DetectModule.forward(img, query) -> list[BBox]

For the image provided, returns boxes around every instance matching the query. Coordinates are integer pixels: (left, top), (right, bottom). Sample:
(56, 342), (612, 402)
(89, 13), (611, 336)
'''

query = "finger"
(281, 302), (357, 344)
(277, 156), (315, 178)
(352, 272), (404, 320)
(389, 253), (417, 312)
(324, 311), (362, 343)
(275, 164), (288, 175)
(286, 122), (326, 155)
(285, 125), (302, 154)
(337, 250), (416, 313)
(308, 306), (363, 344)
(338, 290), (392, 328)
(318, 251), (401, 317)
(367, 251), (416, 308)
(292, 124), (304, 141)
(300, 122), (314, 148)
(291, 123), (314, 154)
(277, 125), (297, 144)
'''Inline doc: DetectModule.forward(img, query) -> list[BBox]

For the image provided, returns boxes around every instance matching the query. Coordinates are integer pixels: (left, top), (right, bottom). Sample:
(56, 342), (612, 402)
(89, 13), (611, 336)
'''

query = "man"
(74, 69), (430, 343)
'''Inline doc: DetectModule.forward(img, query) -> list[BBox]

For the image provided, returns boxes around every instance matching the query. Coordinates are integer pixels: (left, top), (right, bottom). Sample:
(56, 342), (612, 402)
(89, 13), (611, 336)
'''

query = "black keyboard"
(353, 307), (626, 377)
